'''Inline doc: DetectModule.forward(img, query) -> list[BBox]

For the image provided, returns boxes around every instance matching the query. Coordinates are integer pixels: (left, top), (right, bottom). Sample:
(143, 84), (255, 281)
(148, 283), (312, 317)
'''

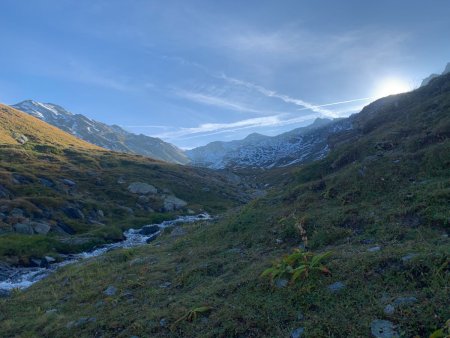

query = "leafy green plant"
(430, 319), (450, 338)
(261, 248), (332, 286)
(171, 306), (212, 329)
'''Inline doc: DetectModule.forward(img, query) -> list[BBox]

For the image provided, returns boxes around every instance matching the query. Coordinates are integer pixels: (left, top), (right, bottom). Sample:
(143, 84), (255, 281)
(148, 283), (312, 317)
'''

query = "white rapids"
(0, 213), (211, 293)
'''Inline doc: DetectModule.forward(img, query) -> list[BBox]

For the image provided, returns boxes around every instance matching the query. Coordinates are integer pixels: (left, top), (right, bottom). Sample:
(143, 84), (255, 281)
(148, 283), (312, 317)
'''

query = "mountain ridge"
(12, 100), (190, 164)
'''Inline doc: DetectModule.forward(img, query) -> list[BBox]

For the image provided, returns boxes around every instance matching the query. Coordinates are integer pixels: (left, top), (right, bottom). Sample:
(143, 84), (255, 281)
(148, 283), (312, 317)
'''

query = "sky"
(0, 0), (449, 149)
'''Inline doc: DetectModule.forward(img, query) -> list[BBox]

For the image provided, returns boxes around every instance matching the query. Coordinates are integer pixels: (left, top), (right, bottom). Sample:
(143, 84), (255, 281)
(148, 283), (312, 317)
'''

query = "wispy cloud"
(220, 74), (340, 118)
(152, 113), (318, 141)
(175, 89), (266, 114)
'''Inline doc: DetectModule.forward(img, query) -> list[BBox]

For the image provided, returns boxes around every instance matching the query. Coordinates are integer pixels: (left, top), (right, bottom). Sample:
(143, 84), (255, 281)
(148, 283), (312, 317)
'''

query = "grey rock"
(291, 327), (305, 338)
(163, 195), (187, 211)
(56, 222), (75, 235)
(137, 195), (150, 204)
(12, 174), (32, 184)
(117, 176), (126, 184)
(104, 285), (117, 296)
(0, 185), (11, 199)
(274, 278), (288, 288)
(170, 227), (186, 237)
(128, 182), (157, 195)
(159, 318), (168, 327)
(13, 222), (34, 234)
(139, 224), (160, 235)
(118, 206), (134, 214)
(384, 304), (395, 315)
(401, 253), (418, 262)
(45, 309), (58, 315)
(66, 317), (96, 329)
(62, 179), (76, 187)
(328, 281), (346, 293)
(159, 281), (172, 288)
(63, 207), (85, 220)
(394, 297), (417, 306)
(44, 256), (56, 264)
(10, 208), (25, 217)
(39, 178), (54, 188)
(97, 209), (104, 218)
(368, 246), (381, 252)
(15, 133), (29, 144)
(32, 221), (51, 235)
(370, 320), (398, 338)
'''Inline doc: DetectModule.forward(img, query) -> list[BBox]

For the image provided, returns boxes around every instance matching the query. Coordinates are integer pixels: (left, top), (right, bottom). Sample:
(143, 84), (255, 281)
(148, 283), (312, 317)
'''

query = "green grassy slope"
(0, 75), (449, 337)
(0, 105), (246, 264)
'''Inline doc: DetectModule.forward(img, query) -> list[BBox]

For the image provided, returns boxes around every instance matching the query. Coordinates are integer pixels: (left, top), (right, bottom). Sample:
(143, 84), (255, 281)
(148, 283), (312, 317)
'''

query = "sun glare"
(374, 78), (412, 99)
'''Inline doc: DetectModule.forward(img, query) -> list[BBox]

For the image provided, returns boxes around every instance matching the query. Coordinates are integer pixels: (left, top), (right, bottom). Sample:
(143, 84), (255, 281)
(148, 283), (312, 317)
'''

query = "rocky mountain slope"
(0, 104), (246, 265)
(420, 61), (450, 87)
(0, 73), (449, 337)
(187, 118), (352, 169)
(12, 100), (190, 164)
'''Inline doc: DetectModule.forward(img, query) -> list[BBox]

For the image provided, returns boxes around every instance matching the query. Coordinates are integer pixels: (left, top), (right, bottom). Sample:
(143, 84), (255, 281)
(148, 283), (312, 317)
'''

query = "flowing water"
(0, 213), (211, 293)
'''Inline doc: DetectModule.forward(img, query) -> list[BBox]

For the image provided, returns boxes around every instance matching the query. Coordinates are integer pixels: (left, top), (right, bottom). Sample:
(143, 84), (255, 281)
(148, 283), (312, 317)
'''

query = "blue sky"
(1, 0), (449, 148)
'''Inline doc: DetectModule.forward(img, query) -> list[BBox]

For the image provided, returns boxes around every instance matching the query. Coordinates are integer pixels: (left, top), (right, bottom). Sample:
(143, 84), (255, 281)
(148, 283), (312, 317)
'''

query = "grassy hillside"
(0, 75), (449, 337)
(0, 105), (246, 264)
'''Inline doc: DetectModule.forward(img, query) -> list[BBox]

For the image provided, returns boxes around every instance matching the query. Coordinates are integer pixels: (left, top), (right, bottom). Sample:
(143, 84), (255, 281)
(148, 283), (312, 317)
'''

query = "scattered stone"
(117, 176), (126, 184)
(128, 182), (157, 195)
(139, 224), (160, 235)
(63, 207), (85, 220)
(163, 195), (187, 211)
(66, 317), (96, 329)
(368, 246), (381, 252)
(275, 238), (283, 244)
(401, 253), (418, 262)
(44, 256), (56, 264)
(328, 281), (346, 293)
(39, 178), (54, 188)
(97, 210), (104, 218)
(10, 208), (25, 217)
(137, 195), (150, 204)
(0, 185), (11, 199)
(370, 319), (398, 338)
(159, 281), (172, 288)
(12, 174), (33, 184)
(170, 227), (186, 237)
(394, 297), (417, 306)
(45, 309), (57, 315)
(56, 222), (75, 235)
(274, 278), (288, 288)
(291, 327), (305, 338)
(95, 301), (105, 308)
(104, 285), (117, 296)
(384, 304), (395, 315)
(159, 318), (168, 327)
(62, 179), (76, 187)
(13, 222), (34, 235)
(118, 206), (134, 214)
(13, 133), (28, 144)
(32, 221), (51, 235)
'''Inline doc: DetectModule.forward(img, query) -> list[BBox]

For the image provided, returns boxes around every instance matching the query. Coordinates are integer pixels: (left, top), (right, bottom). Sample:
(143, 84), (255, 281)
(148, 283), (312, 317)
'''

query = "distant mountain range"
(12, 100), (189, 164)
(186, 118), (353, 169)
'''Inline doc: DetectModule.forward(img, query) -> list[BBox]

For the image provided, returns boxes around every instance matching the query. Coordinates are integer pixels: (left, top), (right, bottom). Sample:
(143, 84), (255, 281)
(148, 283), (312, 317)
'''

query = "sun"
(373, 78), (412, 99)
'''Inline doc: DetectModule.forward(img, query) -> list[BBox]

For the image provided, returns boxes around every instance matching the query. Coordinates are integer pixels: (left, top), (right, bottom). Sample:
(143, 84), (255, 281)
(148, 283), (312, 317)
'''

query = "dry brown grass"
(0, 104), (101, 149)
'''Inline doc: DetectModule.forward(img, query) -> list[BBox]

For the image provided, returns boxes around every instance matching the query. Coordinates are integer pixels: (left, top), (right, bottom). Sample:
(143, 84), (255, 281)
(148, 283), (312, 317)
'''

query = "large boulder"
(32, 221), (51, 235)
(128, 182), (157, 195)
(163, 195), (187, 211)
(139, 224), (160, 235)
(13, 222), (34, 234)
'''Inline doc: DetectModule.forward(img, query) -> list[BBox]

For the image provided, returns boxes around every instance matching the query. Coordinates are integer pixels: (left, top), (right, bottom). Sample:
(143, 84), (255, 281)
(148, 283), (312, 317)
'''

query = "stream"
(0, 213), (211, 294)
